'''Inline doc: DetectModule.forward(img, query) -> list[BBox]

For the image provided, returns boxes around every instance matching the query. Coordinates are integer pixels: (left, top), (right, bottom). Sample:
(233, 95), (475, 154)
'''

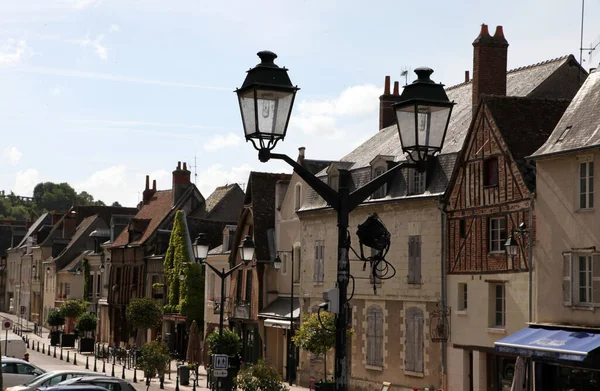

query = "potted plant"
(75, 312), (97, 353)
(235, 359), (289, 391)
(126, 297), (163, 347)
(205, 328), (243, 391)
(46, 309), (65, 346)
(59, 300), (86, 347)
(293, 311), (352, 391)
(138, 339), (170, 391)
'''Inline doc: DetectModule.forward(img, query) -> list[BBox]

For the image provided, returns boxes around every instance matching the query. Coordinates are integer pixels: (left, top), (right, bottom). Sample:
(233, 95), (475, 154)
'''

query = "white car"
(1, 357), (45, 388)
(6, 370), (101, 391)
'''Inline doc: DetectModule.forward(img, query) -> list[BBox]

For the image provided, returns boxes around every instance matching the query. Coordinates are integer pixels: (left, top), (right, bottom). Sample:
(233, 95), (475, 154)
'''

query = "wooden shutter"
(563, 253), (572, 306)
(408, 236), (421, 284)
(314, 242), (319, 282)
(405, 311), (415, 371)
(415, 312), (424, 372)
(592, 254), (600, 305)
(415, 236), (421, 283)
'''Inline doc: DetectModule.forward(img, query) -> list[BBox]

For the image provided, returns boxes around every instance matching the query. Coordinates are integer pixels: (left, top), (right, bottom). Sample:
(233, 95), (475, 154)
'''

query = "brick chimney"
(142, 175), (156, 204)
(379, 76), (402, 130)
(297, 146), (306, 165)
(172, 161), (191, 206)
(472, 24), (509, 115)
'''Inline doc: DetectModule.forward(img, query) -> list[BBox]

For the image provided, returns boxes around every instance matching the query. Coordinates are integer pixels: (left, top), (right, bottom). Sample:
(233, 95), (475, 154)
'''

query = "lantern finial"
(257, 51), (278, 66)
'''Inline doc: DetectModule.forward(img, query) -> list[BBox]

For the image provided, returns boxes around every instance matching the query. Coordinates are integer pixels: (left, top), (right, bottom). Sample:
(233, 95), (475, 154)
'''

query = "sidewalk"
(0, 312), (310, 391)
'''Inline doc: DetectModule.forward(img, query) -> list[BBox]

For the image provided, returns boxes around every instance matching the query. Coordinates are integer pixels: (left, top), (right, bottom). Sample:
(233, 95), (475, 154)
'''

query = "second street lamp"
(237, 51), (454, 391)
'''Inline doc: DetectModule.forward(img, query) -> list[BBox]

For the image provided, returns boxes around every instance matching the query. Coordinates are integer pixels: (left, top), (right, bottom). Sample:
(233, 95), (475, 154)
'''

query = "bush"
(138, 340), (170, 381)
(47, 309), (65, 329)
(127, 297), (163, 329)
(60, 300), (87, 319)
(75, 312), (97, 333)
(235, 360), (289, 391)
(205, 328), (242, 357)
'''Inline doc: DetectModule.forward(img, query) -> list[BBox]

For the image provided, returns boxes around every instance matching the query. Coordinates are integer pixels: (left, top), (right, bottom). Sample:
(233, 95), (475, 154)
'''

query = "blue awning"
(495, 327), (600, 362)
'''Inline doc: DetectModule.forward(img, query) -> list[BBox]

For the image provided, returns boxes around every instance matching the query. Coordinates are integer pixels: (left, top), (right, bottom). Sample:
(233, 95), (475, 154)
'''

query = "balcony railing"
(233, 301), (250, 319)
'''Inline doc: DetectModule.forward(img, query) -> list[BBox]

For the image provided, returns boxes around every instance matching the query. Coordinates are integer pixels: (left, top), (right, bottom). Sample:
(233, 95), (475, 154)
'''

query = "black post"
(289, 250), (295, 386)
(42, 343), (45, 354)
(102, 359), (106, 373)
(94, 356), (98, 372)
(134, 367), (138, 383)
(86, 356), (89, 369)
(175, 375), (180, 391)
(218, 268), (226, 349)
(122, 365), (126, 379)
(111, 363), (115, 377)
(74, 353), (78, 365)
(60, 347), (63, 360)
(53, 346), (57, 358)
(66, 351), (70, 363)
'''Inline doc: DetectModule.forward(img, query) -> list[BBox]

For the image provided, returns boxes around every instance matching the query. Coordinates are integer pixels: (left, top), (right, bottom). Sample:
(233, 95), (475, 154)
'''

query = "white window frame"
(294, 183), (302, 211)
(328, 174), (339, 192)
(458, 283), (468, 311)
(489, 217), (506, 253)
(577, 255), (593, 304)
(490, 283), (506, 328)
(408, 169), (426, 195)
(579, 156), (594, 210)
(372, 167), (387, 199)
(314, 240), (324, 283)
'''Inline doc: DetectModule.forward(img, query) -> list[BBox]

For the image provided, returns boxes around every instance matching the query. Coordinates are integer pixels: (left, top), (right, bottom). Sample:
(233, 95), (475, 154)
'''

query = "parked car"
(1, 357), (45, 388)
(0, 336), (28, 357)
(5, 370), (102, 391)
(37, 386), (110, 391)
(55, 376), (136, 391)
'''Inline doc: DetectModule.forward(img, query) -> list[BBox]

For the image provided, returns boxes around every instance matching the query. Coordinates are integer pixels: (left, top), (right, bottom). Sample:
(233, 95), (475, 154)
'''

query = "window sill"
(407, 282), (422, 287)
(313, 282), (324, 286)
(456, 310), (468, 316)
(489, 251), (505, 256)
(365, 365), (384, 371)
(570, 305), (595, 312)
(404, 370), (424, 378)
(576, 208), (595, 213)
(487, 327), (506, 335)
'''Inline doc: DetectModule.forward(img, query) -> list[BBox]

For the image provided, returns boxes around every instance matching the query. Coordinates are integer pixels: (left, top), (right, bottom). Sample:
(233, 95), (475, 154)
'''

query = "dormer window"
(484, 157), (499, 187)
(408, 169), (426, 195)
(328, 173), (339, 192)
(295, 183), (302, 211)
(372, 167), (387, 199)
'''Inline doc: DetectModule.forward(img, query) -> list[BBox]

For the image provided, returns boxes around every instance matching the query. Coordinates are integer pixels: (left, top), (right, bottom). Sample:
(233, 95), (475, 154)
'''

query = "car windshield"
(24, 372), (55, 386)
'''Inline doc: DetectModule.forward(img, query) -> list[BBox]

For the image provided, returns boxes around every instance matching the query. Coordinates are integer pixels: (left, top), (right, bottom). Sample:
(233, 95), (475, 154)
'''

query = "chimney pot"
(384, 76), (391, 95)
(145, 175), (150, 191)
(177, 161), (181, 170)
(379, 75), (403, 130)
(480, 23), (490, 36)
(465, 70), (470, 82)
(298, 147), (305, 157)
(183, 162), (187, 171)
(152, 180), (157, 191)
(393, 81), (399, 96)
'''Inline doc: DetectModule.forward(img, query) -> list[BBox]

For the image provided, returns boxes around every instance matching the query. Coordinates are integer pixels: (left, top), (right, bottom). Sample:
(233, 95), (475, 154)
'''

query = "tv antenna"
(190, 150), (198, 185)
(579, 0), (600, 67)
(400, 67), (410, 86)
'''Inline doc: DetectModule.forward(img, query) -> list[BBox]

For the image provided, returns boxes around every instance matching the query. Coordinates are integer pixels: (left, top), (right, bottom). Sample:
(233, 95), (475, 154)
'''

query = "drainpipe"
(528, 193), (535, 323)
(438, 199), (448, 391)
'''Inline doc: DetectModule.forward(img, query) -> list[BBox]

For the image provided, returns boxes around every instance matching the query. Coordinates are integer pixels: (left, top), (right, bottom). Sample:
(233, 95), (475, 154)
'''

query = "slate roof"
(205, 184), (238, 213)
(54, 215), (107, 270)
(481, 95), (571, 189)
(15, 213), (51, 249)
(531, 68), (600, 158)
(112, 190), (174, 247)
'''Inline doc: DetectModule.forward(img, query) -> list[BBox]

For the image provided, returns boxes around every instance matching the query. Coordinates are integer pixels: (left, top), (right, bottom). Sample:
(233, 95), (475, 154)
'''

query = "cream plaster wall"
(204, 252), (229, 334)
(535, 150), (600, 326)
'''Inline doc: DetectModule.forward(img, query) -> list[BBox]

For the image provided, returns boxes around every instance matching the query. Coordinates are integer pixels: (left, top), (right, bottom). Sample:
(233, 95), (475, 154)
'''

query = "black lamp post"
(193, 233), (255, 353)
(273, 251), (296, 386)
(237, 51), (454, 391)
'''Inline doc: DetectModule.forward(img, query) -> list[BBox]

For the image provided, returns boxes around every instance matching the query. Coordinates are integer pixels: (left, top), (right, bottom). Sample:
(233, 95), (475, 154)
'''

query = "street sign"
(2, 320), (12, 330)
(213, 354), (228, 369)
(20, 306), (25, 315)
(213, 369), (228, 378)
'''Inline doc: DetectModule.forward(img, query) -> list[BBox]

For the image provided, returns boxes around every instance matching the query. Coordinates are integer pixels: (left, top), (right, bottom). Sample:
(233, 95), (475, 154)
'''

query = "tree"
(111, 201), (122, 207)
(75, 312), (97, 337)
(126, 297), (163, 346)
(163, 210), (190, 311)
(47, 309), (65, 330)
(235, 359), (289, 391)
(60, 300), (87, 333)
(138, 340), (170, 391)
(180, 262), (204, 330)
(205, 328), (242, 357)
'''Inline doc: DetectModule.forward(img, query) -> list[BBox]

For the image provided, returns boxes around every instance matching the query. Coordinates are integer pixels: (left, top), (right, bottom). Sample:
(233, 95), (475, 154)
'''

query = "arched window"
(295, 183), (302, 211)
(293, 246), (301, 283)
(405, 307), (424, 373)
(372, 167), (387, 199)
(367, 305), (384, 367)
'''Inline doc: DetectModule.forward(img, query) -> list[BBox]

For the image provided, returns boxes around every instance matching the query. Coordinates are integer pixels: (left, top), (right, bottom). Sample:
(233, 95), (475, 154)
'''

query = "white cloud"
(51, 87), (61, 96)
(0, 39), (33, 66)
(197, 163), (254, 196)
(204, 133), (241, 152)
(70, 35), (107, 60)
(292, 84), (380, 138)
(2, 146), (23, 165)
(13, 169), (39, 196)
(70, 0), (100, 9)
(108, 24), (121, 33)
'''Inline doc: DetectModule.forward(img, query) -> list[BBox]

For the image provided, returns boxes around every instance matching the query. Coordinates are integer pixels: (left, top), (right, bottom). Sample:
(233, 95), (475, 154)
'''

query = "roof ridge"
(480, 94), (573, 103)
(506, 55), (570, 74)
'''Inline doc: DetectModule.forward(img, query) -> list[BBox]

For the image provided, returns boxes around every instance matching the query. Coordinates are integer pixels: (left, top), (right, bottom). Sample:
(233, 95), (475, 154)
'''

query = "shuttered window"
(408, 236), (421, 284)
(372, 167), (387, 199)
(405, 307), (424, 373)
(568, 253), (600, 306)
(293, 246), (301, 283)
(579, 160), (594, 209)
(366, 306), (383, 367)
(563, 253), (572, 306)
(314, 240), (324, 283)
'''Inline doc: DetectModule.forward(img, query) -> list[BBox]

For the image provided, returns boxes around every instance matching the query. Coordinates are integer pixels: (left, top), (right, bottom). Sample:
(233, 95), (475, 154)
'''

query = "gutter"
(528, 192), (536, 323)
(437, 197), (448, 391)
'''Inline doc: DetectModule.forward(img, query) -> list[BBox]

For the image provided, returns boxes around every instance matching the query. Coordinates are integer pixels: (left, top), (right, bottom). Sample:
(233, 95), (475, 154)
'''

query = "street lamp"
(239, 235), (255, 263)
(237, 51), (454, 391)
(76, 267), (82, 276)
(192, 233), (210, 262)
(274, 251), (296, 386)
(99, 264), (105, 274)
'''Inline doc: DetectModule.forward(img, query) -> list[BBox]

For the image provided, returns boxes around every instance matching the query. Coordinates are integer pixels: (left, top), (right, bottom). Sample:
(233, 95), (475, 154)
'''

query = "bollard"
(26, 337), (30, 349)
(175, 375), (180, 391)
(60, 348), (63, 361)
(111, 363), (115, 377)
(74, 353), (77, 365)
(66, 351), (70, 363)
(102, 360), (106, 373)
(48, 344), (51, 356)
(160, 375), (165, 389)
(53, 346), (57, 358)
(94, 357), (97, 372)
(86, 356), (90, 369)
(42, 343), (45, 354)
(168, 360), (171, 380)
(37, 341), (40, 352)
(122, 365), (125, 380)
(133, 367), (137, 383)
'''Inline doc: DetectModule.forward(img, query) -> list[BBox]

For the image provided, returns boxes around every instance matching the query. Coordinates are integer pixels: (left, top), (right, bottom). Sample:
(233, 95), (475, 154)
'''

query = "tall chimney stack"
(379, 76), (402, 130)
(472, 24), (509, 115)
(142, 175), (155, 204)
(172, 161), (192, 206)
(297, 147), (306, 165)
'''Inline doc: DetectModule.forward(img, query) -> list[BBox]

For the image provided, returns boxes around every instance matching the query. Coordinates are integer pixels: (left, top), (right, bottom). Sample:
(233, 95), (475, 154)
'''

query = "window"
(579, 160), (594, 209)
(408, 236), (421, 284)
(314, 240), (324, 283)
(87, 274), (93, 299)
(207, 273), (215, 300)
(489, 217), (506, 253)
(578, 255), (592, 303)
(236, 270), (243, 301)
(293, 247), (301, 283)
(564, 253), (600, 305)
(65, 283), (70, 297)
(366, 305), (384, 367)
(372, 167), (387, 199)
(484, 157), (499, 186)
(459, 219), (466, 238)
(458, 283), (468, 311)
(295, 184), (302, 210)
(245, 270), (253, 302)
(405, 307), (424, 373)
(489, 283), (505, 328)
(328, 174), (339, 192)
(96, 274), (102, 296)
(223, 231), (230, 251)
(408, 169), (426, 195)
(281, 253), (288, 275)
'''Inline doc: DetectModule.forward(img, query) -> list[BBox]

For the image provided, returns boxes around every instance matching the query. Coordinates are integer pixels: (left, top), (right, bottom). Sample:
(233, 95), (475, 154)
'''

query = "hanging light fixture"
(239, 235), (255, 263)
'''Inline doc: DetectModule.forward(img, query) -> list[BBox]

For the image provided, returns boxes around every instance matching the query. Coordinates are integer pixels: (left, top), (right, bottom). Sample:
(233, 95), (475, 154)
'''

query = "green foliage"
(138, 340), (170, 380)
(126, 297), (163, 329)
(0, 193), (36, 221)
(180, 262), (204, 331)
(205, 328), (242, 356)
(293, 312), (337, 356)
(47, 309), (66, 328)
(162, 304), (179, 314)
(82, 259), (91, 300)
(235, 360), (289, 391)
(75, 312), (97, 332)
(60, 300), (87, 319)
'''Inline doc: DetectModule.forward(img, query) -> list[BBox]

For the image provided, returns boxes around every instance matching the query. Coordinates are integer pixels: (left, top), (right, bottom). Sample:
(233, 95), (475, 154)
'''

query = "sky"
(0, 0), (599, 207)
